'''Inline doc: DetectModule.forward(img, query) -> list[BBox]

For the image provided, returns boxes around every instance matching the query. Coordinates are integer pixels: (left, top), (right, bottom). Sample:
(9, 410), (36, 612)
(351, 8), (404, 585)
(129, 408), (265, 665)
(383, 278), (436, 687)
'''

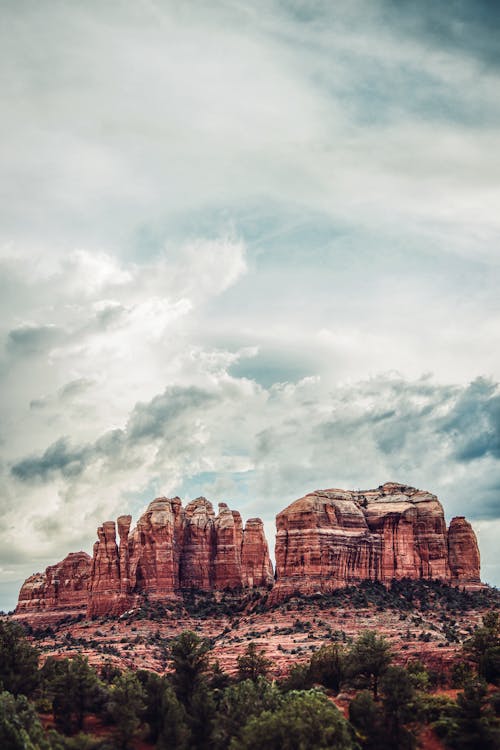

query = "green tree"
(349, 690), (384, 750)
(156, 684), (190, 750)
(380, 666), (416, 750)
(213, 677), (283, 749)
(236, 641), (272, 682)
(136, 670), (164, 743)
(209, 660), (231, 692)
(451, 661), (474, 688)
(280, 663), (311, 692)
(99, 661), (121, 685)
(447, 680), (500, 750)
(107, 671), (146, 750)
(405, 659), (430, 691)
(234, 689), (356, 750)
(46, 730), (111, 749)
(0, 690), (49, 750)
(347, 631), (392, 700)
(0, 620), (39, 697)
(309, 642), (347, 694)
(464, 611), (500, 682)
(51, 656), (102, 734)
(169, 631), (211, 705)
(187, 682), (216, 750)
(167, 631), (217, 749)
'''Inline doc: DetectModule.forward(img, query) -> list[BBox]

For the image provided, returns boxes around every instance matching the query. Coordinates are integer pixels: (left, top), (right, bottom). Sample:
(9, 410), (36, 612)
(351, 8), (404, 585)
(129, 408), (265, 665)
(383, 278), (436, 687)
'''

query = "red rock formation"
(15, 483), (482, 618)
(16, 552), (91, 615)
(448, 516), (481, 587)
(128, 497), (185, 602)
(273, 483), (479, 600)
(87, 497), (273, 615)
(241, 518), (274, 588)
(362, 485), (450, 581)
(273, 489), (382, 599)
(87, 521), (122, 616)
(213, 504), (244, 589)
(117, 515), (132, 597)
(180, 498), (216, 590)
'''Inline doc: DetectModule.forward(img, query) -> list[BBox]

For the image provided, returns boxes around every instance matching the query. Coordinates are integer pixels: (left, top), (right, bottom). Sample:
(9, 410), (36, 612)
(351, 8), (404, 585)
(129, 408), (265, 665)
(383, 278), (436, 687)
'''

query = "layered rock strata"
(15, 483), (482, 619)
(87, 497), (273, 616)
(448, 516), (481, 587)
(16, 552), (91, 615)
(272, 483), (480, 600)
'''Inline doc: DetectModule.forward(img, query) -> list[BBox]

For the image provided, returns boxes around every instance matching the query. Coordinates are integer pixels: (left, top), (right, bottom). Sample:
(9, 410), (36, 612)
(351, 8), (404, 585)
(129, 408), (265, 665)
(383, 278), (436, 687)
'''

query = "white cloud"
(1, 1), (500, 609)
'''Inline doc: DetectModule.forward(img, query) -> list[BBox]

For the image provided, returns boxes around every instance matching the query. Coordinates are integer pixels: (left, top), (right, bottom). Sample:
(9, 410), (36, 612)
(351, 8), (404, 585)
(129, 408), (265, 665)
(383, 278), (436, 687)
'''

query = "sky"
(1, 0), (499, 611)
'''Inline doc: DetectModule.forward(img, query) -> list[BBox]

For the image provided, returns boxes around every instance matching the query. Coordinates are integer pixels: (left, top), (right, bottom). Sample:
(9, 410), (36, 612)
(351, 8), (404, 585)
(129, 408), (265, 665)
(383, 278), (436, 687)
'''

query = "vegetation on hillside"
(1, 593), (500, 749)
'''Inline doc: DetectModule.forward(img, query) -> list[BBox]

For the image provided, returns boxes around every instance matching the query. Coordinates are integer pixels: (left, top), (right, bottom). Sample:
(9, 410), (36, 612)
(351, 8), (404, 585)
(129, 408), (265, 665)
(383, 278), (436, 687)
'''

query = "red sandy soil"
(23, 597), (485, 679)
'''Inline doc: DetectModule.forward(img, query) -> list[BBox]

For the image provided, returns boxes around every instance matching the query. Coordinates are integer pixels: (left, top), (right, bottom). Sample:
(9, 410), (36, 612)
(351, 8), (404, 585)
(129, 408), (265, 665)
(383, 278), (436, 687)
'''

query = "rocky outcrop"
(127, 497), (185, 603)
(15, 483), (482, 619)
(213, 504), (244, 589)
(241, 518), (274, 588)
(181, 498), (216, 590)
(87, 496), (274, 616)
(272, 483), (480, 600)
(448, 516), (481, 587)
(16, 552), (91, 615)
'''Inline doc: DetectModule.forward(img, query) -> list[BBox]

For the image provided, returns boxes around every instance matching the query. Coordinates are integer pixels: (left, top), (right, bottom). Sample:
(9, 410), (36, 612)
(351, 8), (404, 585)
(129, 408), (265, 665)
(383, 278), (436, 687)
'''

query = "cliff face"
(16, 552), (91, 615)
(15, 483), (482, 619)
(87, 496), (273, 616)
(448, 516), (481, 587)
(272, 483), (477, 600)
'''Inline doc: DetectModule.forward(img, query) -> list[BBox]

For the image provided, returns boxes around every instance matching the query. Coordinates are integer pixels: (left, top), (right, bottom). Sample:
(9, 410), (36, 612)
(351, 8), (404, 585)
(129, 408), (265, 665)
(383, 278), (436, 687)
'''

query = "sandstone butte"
(15, 483), (482, 619)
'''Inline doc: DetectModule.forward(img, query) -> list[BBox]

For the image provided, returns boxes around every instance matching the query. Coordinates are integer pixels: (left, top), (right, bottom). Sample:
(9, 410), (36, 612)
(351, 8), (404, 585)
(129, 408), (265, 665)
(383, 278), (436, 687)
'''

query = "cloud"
(11, 438), (91, 482)
(1, 1), (500, 611)
(439, 378), (500, 462)
(379, 0), (500, 68)
(6, 324), (65, 356)
(11, 384), (219, 482)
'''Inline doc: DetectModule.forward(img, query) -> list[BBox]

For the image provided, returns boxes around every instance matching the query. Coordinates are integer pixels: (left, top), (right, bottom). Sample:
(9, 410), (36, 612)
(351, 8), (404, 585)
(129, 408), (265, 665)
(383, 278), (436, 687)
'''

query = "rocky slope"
(15, 483), (482, 619)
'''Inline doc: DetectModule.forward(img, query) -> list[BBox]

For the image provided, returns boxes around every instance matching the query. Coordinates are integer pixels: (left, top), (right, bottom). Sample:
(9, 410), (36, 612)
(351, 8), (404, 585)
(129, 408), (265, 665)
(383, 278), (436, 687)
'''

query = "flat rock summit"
(16, 482), (481, 620)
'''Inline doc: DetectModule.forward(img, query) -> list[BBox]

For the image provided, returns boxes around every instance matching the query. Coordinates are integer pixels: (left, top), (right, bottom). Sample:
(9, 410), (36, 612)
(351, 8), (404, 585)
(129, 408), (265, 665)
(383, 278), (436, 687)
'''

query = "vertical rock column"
(180, 498), (216, 590)
(88, 521), (121, 616)
(213, 504), (244, 589)
(127, 497), (185, 601)
(241, 518), (274, 588)
(448, 516), (481, 587)
(117, 515), (132, 609)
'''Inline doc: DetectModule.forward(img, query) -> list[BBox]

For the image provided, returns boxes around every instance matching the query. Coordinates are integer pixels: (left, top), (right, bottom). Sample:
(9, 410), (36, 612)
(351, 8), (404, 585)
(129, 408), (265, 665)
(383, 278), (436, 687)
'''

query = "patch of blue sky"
(315, 61), (500, 128)
(229, 349), (314, 388)
(0, 580), (25, 614)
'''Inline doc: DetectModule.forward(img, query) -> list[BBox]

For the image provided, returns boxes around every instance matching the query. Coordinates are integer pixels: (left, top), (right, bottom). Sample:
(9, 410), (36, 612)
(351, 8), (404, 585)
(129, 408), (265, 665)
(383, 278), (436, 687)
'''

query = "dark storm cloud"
(439, 377), (500, 462)
(381, 0), (500, 68)
(278, 0), (500, 67)
(11, 438), (91, 482)
(127, 387), (216, 442)
(11, 385), (218, 483)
